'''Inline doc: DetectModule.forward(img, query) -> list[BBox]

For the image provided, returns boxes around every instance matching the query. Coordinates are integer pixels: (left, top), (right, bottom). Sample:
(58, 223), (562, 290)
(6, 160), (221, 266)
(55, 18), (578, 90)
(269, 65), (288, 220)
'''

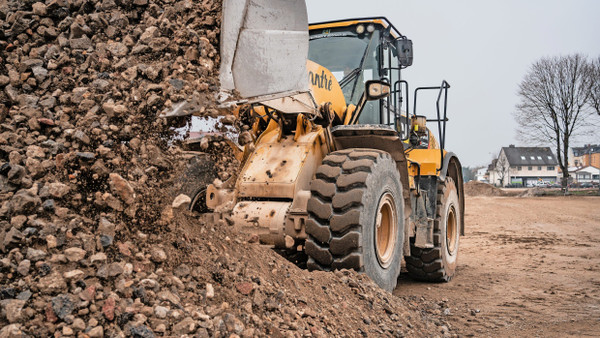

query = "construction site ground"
(395, 195), (600, 337)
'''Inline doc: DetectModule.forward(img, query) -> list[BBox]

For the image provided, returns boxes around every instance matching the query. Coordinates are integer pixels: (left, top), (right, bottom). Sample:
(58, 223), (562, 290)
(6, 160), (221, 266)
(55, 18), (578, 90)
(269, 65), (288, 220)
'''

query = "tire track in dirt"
(394, 196), (600, 337)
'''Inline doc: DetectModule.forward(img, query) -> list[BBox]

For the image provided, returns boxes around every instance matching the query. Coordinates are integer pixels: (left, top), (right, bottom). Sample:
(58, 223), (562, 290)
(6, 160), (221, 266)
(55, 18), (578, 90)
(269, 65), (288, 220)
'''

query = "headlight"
(356, 24), (365, 34)
(367, 24), (375, 33)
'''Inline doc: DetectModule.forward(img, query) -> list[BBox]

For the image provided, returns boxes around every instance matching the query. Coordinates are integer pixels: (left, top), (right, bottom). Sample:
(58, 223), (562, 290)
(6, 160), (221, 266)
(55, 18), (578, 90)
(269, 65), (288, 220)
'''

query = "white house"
(489, 145), (559, 187)
(475, 167), (488, 182)
(572, 166), (600, 184)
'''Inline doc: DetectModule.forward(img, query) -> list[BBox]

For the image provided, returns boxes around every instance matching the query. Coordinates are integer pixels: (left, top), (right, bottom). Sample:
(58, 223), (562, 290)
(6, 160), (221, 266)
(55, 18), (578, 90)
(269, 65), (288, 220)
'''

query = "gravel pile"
(464, 181), (506, 197)
(0, 0), (454, 336)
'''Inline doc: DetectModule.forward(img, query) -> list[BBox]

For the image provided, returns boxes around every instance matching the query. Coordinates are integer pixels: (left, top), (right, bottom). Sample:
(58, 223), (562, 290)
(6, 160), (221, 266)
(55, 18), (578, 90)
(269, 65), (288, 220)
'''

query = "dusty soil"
(395, 195), (600, 337)
(463, 181), (506, 197)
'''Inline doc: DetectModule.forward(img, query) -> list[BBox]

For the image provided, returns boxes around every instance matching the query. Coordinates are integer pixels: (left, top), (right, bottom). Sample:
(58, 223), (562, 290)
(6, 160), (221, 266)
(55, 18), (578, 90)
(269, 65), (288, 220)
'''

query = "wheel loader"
(178, 0), (464, 292)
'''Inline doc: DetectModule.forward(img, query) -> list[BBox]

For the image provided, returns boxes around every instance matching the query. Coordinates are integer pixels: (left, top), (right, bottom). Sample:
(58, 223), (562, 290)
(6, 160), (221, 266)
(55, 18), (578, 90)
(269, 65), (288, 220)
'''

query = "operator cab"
(308, 18), (411, 134)
(308, 17), (448, 153)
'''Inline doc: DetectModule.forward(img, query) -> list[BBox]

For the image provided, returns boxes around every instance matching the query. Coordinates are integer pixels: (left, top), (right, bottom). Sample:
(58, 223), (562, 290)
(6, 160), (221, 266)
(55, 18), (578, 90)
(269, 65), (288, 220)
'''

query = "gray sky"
(306, 0), (600, 167)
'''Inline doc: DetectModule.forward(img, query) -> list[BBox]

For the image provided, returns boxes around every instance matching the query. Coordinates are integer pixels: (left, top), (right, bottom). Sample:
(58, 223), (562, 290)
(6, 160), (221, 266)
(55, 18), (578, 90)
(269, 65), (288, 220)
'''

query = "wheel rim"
(375, 192), (397, 269)
(446, 205), (458, 255)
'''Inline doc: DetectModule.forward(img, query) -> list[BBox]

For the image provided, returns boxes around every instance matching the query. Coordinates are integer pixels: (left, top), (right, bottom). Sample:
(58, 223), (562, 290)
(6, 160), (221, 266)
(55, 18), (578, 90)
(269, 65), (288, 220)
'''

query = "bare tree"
(495, 155), (510, 187)
(591, 56), (600, 115)
(514, 54), (598, 192)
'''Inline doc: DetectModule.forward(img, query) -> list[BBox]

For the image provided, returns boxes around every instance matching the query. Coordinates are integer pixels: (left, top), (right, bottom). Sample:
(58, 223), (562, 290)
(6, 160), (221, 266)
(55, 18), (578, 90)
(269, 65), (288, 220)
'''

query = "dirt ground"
(395, 195), (600, 337)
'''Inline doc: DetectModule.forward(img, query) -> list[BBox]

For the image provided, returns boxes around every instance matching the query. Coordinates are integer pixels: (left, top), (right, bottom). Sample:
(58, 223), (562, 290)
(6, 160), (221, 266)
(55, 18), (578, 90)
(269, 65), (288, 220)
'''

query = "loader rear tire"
(305, 149), (404, 292)
(178, 154), (216, 213)
(405, 177), (460, 282)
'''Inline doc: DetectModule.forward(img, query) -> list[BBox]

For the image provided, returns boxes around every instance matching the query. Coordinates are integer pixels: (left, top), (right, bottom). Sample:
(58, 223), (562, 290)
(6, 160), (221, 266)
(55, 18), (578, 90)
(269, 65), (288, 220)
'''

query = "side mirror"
(365, 80), (391, 101)
(396, 38), (413, 67)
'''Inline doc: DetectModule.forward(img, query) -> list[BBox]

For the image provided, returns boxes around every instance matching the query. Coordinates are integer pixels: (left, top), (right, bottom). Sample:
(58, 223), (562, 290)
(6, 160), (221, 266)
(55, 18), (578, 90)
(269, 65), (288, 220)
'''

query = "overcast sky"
(306, 0), (600, 167)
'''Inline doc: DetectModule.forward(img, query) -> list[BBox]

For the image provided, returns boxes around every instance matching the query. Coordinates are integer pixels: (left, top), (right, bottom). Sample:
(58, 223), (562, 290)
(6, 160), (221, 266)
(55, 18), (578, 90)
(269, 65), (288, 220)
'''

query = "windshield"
(309, 28), (381, 119)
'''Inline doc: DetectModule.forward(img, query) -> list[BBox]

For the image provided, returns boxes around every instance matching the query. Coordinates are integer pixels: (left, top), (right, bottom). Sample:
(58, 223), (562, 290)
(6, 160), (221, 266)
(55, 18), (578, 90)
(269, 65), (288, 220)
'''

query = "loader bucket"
(219, 0), (309, 99)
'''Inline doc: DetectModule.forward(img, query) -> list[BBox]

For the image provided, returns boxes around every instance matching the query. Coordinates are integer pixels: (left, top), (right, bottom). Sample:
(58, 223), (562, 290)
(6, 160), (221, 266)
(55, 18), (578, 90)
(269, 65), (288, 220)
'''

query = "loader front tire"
(177, 154), (216, 213)
(305, 149), (404, 292)
(405, 177), (460, 282)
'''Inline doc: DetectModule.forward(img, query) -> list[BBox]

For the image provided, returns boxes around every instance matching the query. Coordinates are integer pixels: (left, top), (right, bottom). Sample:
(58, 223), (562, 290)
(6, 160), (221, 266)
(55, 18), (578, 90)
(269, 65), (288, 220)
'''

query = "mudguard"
(439, 152), (465, 235)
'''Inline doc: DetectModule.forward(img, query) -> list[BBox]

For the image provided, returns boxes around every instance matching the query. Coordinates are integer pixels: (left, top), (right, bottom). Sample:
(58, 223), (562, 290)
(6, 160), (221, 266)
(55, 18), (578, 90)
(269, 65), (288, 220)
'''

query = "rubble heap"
(0, 0), (453, 336)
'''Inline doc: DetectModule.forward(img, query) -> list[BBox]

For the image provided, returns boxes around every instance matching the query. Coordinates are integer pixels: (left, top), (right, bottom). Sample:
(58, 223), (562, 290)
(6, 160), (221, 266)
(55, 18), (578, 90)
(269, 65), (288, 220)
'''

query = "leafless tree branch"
(514, 54), (599, 191)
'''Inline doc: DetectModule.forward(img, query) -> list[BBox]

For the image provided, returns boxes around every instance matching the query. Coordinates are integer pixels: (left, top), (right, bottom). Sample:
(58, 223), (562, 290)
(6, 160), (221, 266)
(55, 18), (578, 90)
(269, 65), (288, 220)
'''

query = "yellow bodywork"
(306, 60), (347, 121)
(208, 19), (445, 247)
(309, 18), (401, 39)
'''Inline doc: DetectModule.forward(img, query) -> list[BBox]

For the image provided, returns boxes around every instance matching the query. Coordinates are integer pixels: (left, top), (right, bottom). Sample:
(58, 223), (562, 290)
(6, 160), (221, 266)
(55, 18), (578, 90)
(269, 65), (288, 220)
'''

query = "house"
(488, 145), (559, 187)
(571, 144), (600, 168)
(475, 167), (488, 182)
(572, 166), (600, 184)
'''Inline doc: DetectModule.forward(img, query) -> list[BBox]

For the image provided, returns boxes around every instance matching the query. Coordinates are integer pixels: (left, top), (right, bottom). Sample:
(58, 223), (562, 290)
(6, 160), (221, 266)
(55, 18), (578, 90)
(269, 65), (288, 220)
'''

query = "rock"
(63, 269), (85, 281)
(2, 227), (23, 250)
(102, 297), (116, 321)
(172, 194), (191, 210)
(32, 2), (48, 15)
(38, 272), (67, 294)
(72, 130), (90, 145)
(200, 137), (209, 150)
(32, 66), (48, 82)
(26, 248), (46, 261)
(172, 317), (196, 335)
(47, 182), (70, 199)
(224, 313), (244, 334)
(64, 247), (86, 262)
(90, 253), (107, 264)
(102, 102), (127, 117)
(51, 294), (74, 320)
(130, 325), (155, 338)
(1, 299), (26, 323)
(154, 324), (166, 333)
(41, 199), (55, 212)
(235, 282), (253, 296)
(0, 324), (23, 337)
(221, 115), (236, 125)
(121, 66), (138, 82)
(96, 262), (124, 279)
(139, 279), (158, 289)
(100, 235), (113, 248)
(15, 290), (31, 302)
(79, 286), (96, 302)
(87, 326), (104, 338)
(169, 79), (184, 90)
(72, 318), (85, 331)
(10, 215), (27, 229)
(46, 235), (58, 249)
(106, 42), (129, 57)
(97, 218), (115, 237)
(150, 248), (167, 263)
(7, 165), (26, 186)
(139, 27), (158, 44)
(206, 283), (214, 299)
(157, 291), (180, 305)
(154, 306), (168, 319)
(10, 190), (41, 214)
(25, 145), (45, 159)
(174, 264), (190, 278)
(16, 260), (30, 276)
(76, 152), (96, 161)
(70, 36), (92, 50)
(109, 173), (135, 204)
(132, 287), (148, 304)
(238, 131), (253, 145)
(62, 326), (74, 336)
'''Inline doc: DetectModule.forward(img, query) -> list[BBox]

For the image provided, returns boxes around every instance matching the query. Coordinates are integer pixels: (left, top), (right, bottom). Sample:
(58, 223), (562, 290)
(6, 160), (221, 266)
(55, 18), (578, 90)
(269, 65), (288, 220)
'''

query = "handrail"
(412, 80), (451, 171)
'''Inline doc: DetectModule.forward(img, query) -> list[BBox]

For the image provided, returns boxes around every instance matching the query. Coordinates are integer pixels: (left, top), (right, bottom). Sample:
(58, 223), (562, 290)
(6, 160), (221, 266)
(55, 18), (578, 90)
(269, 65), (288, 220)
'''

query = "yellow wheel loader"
(183, 1), (464, 292)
